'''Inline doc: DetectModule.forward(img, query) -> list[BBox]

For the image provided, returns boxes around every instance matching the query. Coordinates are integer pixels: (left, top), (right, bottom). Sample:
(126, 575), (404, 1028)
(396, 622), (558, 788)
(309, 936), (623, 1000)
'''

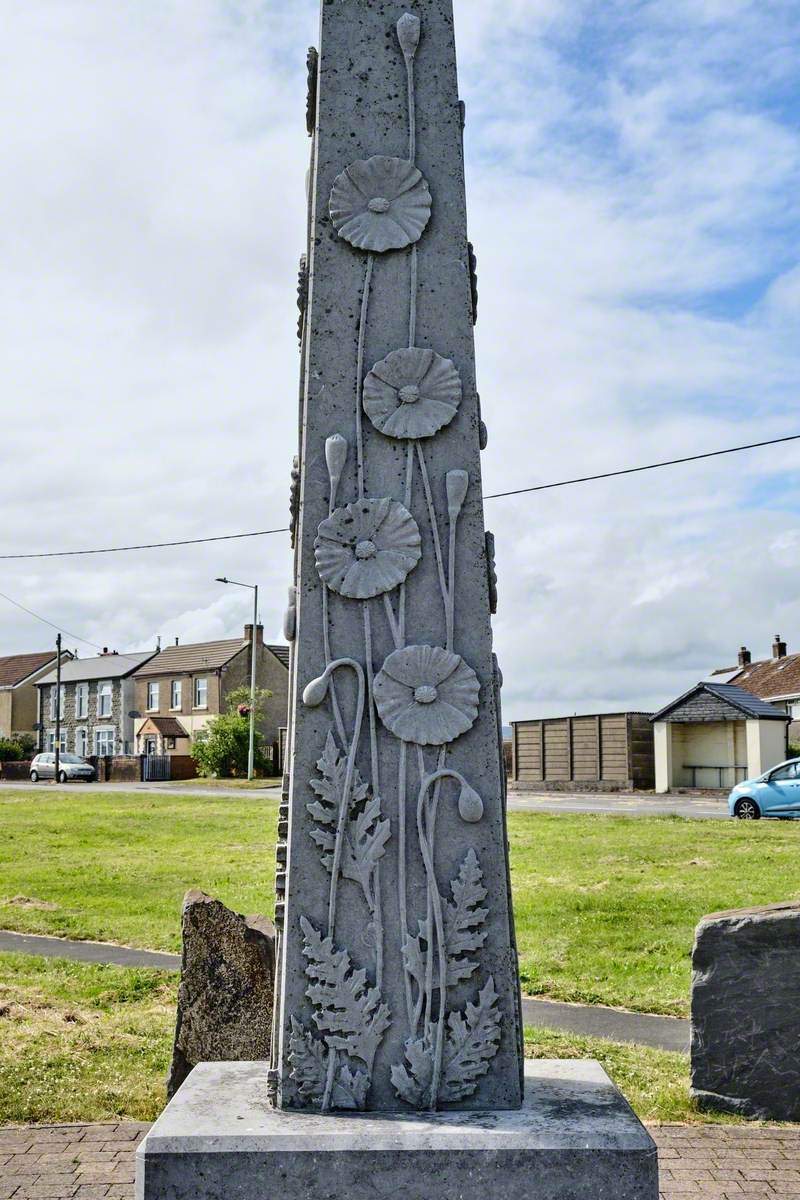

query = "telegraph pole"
(54, 632), (62, 782)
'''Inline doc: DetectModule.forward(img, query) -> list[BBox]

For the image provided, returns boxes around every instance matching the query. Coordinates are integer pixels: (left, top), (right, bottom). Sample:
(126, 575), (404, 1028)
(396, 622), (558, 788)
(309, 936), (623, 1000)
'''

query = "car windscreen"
(60, 754), (84, 764)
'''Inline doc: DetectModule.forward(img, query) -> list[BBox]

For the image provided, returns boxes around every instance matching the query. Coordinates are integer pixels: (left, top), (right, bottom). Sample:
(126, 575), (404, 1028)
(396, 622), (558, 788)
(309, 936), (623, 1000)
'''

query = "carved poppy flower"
(363, 348), (462, 440)
(374, 645), (480, 746)
(315, 498), (421, 600)
(329, 156), (432, 253)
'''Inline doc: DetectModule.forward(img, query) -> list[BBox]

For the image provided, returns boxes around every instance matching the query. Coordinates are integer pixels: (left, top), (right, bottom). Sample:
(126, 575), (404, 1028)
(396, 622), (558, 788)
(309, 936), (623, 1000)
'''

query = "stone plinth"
(136, 1060), (658, 1200)
(691, 901), (800, 1120)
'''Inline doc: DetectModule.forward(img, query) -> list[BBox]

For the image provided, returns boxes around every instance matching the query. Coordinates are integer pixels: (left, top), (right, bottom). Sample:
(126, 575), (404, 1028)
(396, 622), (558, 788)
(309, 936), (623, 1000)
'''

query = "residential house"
(132, 625), (289, 763)
(0, 650), (73, 741)
(651, 681), (789, 793)
(36, 650), (158, 756)
(711, 637), (800, 744)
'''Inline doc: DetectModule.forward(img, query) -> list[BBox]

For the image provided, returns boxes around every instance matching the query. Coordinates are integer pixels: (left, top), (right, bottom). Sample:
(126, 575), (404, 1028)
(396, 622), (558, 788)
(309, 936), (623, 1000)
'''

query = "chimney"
(102, 647), (109, 655)
(738, 646), (751, 667)
(245, 623), (264, 646)
(773, 634), (787, 660)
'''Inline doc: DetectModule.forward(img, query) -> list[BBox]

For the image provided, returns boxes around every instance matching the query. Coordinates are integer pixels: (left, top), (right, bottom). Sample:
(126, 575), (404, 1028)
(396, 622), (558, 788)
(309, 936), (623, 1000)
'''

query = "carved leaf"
(288, 1016), (371, 1110)
(390, 1034), (433, 1108)
(442, 848), (488, 986)
(287, 1016), (327, 1100)
(300, 917), (391, 1073)
(439, 977), (501, 1102)
(308, 733), (389, 911)
(401, 918), (429, 993)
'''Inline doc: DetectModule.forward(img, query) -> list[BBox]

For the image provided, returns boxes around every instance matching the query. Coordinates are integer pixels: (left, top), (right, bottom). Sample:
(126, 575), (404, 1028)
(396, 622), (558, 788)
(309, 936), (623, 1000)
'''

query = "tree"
(190, 685), (274, 778)
(0, 738), (23, 763)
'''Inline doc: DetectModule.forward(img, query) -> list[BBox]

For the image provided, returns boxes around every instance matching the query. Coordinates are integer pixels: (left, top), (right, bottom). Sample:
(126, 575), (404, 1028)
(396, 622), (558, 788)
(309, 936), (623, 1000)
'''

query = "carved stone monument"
(137, 3), (658, 1196)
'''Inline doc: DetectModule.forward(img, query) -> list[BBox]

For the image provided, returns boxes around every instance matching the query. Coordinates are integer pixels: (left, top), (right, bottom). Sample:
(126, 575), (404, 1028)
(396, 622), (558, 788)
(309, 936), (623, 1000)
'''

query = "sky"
(1, 0), (799, 721)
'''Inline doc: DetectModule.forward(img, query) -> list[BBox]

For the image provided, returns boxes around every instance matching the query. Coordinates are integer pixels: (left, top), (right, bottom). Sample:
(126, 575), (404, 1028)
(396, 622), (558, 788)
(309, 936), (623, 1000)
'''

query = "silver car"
(30, 752), (96, 783)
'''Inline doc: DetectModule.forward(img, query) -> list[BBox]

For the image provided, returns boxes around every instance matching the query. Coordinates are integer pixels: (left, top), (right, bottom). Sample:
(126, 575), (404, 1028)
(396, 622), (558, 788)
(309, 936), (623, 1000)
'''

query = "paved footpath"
(2, 1121), (800, 1199)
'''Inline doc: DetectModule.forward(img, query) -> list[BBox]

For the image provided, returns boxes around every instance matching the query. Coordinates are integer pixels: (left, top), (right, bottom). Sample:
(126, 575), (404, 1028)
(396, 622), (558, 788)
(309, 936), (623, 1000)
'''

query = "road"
(1, 779), (730, 816)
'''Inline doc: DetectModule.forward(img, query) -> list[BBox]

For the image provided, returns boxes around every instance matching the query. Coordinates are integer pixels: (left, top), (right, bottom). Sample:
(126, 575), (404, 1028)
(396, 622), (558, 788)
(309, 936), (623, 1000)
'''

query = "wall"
(38, 675), (130, 756)
(511, 713), (654, 791)
(746, 719), (788, 777)
(0, 692), (12, 739)
(220, 644), (290, 749)
(669, 720), (744, 789)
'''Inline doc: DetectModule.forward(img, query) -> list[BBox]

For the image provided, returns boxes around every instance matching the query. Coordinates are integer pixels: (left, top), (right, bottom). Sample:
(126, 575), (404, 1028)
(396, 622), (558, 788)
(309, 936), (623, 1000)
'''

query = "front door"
(145, 737), (157, 756)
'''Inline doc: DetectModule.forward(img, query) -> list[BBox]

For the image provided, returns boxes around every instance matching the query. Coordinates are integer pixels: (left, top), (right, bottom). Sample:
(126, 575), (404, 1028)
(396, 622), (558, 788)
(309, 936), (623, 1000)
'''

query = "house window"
(147, 681), (159, 711)
(166, 736), (176, 750)
(75, 727), (88, 757)
(194, 677), (208, 708)
(97, 680), (112, 718)
(49, 685), (65, 720)
(170, 680), (182, 709)
(94, 727), (115, 756)
(791, 702), (800, 720)
(75, 682), (88, 719)
(47, 729), (67, 753)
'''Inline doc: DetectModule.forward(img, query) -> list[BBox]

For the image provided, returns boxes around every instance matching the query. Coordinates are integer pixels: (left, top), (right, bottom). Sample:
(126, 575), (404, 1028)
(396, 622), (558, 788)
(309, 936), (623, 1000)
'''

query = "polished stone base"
(135, 1059), (658, 1200)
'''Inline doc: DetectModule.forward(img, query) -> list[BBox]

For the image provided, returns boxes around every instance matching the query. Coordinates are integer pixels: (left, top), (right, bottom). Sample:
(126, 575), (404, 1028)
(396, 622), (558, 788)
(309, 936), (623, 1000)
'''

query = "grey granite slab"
(136, 1060), (658, 1200)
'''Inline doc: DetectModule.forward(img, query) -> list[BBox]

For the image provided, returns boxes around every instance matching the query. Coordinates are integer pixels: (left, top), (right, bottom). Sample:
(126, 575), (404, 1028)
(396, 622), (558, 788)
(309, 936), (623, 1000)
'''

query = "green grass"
(0, 952), (712, 1126)
(0, 953), (176, 1125)
(2, 791), (799, 1014)
(170, 777), (282, 790)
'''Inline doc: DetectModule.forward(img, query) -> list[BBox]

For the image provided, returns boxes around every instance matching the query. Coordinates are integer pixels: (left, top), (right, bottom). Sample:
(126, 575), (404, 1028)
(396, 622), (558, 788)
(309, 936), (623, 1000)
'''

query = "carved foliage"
(288, 1017), (370, 1111)
(467, 241), (478, 325)
(308, 732), (390, 913)
(485, 531), (498, 614)
(306, 47), (318, 136)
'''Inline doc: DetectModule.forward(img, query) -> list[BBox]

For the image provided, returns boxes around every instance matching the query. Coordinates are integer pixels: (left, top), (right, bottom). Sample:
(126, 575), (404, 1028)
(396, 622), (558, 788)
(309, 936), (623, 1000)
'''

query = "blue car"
(728, 758), (800, 819)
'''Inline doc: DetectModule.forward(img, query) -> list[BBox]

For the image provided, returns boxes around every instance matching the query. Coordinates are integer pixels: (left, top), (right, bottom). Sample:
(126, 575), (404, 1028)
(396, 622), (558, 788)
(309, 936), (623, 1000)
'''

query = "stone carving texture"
(691, 901), (800, 1120)
(315, 498), (422, 599)
(297, 254), (308, 345)
(374, 646), (480, 746)
(363, 348), (462, 440)
(275, 1), (523, 1118)
(329, 157), (432, 253)
(306, 47), (318, 136)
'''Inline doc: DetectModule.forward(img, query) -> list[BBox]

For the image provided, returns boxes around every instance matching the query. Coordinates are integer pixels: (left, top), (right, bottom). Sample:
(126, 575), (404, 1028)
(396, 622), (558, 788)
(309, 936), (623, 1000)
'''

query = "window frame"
(170, 679), (182, 710)
(146, 681), (160, 712)
(75, 727), (88, 757)
(97, 679), (113, 718)
(193, 676), (208, 709)
(75, 682), (88, 719)
(94, 726), (116, 756)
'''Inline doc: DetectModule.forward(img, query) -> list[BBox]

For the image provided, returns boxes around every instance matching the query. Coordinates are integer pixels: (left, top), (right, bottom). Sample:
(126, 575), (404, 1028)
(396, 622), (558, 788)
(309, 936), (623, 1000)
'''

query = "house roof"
(37, 651), (157, 687)
(133, 639), (246, 677)
(719, 653), (800, 704)
(652, 681), (791, 724)
(267, 644), (290, 669)
(0, 651), (60, 688)
(140, 716), (189, 738)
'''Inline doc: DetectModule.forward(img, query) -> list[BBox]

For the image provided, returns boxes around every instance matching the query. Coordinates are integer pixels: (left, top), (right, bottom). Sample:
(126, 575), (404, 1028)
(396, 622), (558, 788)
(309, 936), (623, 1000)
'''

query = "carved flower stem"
(409, 247), (418, 349)
(323, 445), (348, 747)
(415, 750), (449, 1111)
(445, 470), (469, 652)
(397, 439), (416, 1033)
(356, 255), (375, 499)
(416, 443), (450, 628)
(362, 602), (384, 992)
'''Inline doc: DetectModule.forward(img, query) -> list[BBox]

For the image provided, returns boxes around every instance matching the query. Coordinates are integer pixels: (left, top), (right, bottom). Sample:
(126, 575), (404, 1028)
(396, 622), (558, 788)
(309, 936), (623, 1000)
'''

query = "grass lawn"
(0, 952), (725, 1126)
(169, 777), (281, 790)
(1, 789), (799, 1014)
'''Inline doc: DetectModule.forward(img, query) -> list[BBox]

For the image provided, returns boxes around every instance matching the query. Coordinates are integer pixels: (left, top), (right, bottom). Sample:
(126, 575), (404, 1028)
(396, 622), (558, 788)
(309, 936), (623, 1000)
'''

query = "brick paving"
(2, 1120), (800, 1199)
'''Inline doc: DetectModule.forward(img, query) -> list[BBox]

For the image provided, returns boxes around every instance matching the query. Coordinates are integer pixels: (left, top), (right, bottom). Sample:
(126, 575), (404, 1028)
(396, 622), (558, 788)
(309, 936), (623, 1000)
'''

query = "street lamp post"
(216, 577), (258, 781)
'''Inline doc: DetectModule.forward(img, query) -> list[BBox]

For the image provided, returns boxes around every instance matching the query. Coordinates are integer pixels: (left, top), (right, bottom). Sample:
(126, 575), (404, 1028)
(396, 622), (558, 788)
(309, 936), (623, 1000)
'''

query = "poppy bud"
(446, 469), (469, 520)
(325, 434), (348, 501)
(397, 13), (421, 58)
(303, 673), (330, 708)
(458, 781), (484, 823)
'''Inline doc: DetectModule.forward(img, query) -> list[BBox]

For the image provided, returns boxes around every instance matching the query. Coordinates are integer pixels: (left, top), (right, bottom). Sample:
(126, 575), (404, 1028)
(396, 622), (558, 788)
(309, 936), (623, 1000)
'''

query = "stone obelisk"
(273, 0), (523, 1114)
(136, 5), (658, 1196)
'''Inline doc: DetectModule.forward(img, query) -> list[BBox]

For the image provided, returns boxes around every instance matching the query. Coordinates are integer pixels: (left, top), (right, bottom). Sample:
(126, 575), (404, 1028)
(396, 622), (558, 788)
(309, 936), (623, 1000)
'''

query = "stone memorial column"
(272, 0), (523, 1115)
(137, 5), (659, 1195)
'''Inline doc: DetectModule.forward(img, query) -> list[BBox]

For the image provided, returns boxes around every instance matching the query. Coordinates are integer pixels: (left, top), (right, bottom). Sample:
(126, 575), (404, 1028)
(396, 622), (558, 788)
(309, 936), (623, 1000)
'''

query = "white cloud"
(2, 0), (799, 722)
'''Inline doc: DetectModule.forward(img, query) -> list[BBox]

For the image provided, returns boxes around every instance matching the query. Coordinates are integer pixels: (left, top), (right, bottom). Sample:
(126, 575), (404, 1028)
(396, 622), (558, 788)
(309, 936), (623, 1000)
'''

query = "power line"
(482, 433), (800, 499)
(0, 590), (104, 651)
(1, 433), (797, 561)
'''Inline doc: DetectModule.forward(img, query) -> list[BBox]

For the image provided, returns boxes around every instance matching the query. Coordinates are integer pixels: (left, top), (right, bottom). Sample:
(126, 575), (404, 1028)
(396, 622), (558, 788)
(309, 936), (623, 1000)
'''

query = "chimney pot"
(175, 637), (179, 646)
(773, 634), (787, 659)
(102, 647), (108, 655)
(738, 646), (751, 667)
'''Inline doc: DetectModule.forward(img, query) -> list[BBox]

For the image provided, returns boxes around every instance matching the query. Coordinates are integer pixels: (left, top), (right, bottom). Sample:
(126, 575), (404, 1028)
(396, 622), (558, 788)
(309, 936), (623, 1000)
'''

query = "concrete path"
(508, 790), (730, 819)
(3, 1121), (800, 1200)
(0, 930), (687, 1052)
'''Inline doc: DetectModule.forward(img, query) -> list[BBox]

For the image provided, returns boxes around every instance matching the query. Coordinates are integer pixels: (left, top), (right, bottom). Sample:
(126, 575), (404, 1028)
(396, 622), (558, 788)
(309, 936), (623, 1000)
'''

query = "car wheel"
(735, 797), (760, 820)
(30, 770), (38, 782)
(58, 770), (68, 784)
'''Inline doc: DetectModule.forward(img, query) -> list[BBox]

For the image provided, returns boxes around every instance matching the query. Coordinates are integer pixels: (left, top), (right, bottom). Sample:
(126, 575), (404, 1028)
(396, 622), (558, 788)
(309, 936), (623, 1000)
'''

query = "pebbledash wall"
(38, 675), (140, 755)
(510, 712), (655, 792)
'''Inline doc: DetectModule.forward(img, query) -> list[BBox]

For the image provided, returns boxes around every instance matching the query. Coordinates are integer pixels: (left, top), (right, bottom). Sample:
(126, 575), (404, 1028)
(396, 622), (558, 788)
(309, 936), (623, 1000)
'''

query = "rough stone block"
(137, 1059), (658, 1200)
(167, 891), (275, 1099)
(691, 901), (800, 1120)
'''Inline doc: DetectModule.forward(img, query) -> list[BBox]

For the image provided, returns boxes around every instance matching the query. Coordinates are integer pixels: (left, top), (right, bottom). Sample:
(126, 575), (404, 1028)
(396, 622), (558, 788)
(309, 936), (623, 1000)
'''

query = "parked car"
(728, 758), (800, 819)
(29, 752), (96, 784)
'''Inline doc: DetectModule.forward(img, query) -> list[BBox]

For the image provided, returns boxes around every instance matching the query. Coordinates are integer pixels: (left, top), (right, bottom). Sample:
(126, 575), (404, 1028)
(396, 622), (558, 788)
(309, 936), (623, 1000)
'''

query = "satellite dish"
(128, 710), (142, 719)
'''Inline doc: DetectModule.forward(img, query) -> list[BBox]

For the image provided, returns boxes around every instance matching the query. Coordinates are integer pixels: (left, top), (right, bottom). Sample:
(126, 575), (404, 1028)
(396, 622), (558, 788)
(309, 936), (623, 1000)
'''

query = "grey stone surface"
(275, 0), (523, 1115)
(167, 892), (275, 1099)
(136, 1059), (658, 1200)
(691, 900), (800, 1120)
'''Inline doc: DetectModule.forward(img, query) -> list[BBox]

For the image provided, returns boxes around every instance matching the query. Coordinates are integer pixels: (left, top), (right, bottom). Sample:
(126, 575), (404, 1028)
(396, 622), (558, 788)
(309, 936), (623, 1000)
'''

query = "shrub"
(0, 738), (24, 762)
(190, 714), (270, 779)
